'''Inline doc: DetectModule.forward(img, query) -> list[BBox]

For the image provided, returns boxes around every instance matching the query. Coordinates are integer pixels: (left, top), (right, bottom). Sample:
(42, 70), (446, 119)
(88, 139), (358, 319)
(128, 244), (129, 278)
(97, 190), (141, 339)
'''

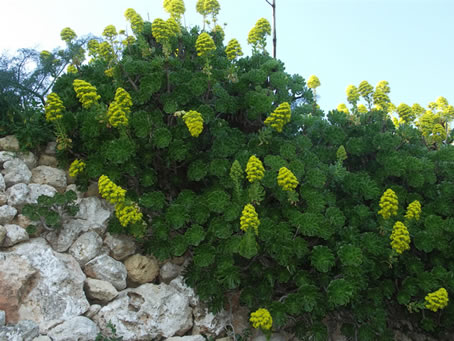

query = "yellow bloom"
(104, 67), (114, 77)
(98, 175), (126, 205)
(357, 104), (368, 114)
(390, 221), (410, 254)
(213, 25), (225, 40)
(195, 32), (216, 57)
(60, 27), (76, 43)
(425, 288), (449, 312)
(277, 167), (299, 191)
(264, 102), (291, 132)
(405, 200), (421, 221)
(247, 18), (271, 48)
(240, 204), (260, 235)
(245, 155), (265, 183)
(250, 308), (272, 330)
(107, 88), (133, 128)
(124, 8), (144, 33)
(225, 39), (243, 60)
(196, 0), (221, 17)
(378, 189), (398, 219)
(163, 0), (185, 20)
(336, 145), (347, 161)
(115, 202), (143, 227)
(337, 103), (349, 114)
(152, 18), (179, 44)
(45, 93), (65, 121)
(68, 159), (86, 177)
(73, 79), (101, 109)
(103, 25), (117, 39)
(346, 85), (360, 103)
(397, 103), (414, 123)
(67, 65), (78, 74)
(307, 75), (321, 89)
(87, 39), (100, 57)
(183, 110), (204, 137)
(39, 50), (52, 62)
(98, 41), (115, 61)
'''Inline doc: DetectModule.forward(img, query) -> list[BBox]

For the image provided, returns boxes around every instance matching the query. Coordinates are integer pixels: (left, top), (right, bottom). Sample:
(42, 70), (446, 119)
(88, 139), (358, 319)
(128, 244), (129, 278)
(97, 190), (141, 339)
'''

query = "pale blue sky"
(1, 0), (452, 111)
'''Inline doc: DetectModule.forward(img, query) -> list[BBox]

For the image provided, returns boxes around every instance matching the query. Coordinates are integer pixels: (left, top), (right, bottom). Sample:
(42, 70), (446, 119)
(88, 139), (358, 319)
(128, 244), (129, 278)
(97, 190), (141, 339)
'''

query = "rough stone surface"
(6, 183), (30, 206)
(85, 278), (119, 303)
(251, 331), (290, 341)
(3, 159), (32, 186)
(9, 238), (89, 328)
(169, 276), (200, 307)
(45, 219), (89, 253)
(33, 336), (52, 341)
(104, 232), (136, 260)
(0, 192), (7, 206)
(0, 135), (20, 151)
(12, 214), (33, 229)
(18, 151), (37, 169)
(38, 154), (58, 168)
(0, 151), (16, 164)
(0, 310), (5, 326)
(69, 231), (103, 266)
(44, 142), (57, 155)
(94, 283), (192, 340)
(166, 336), (206, 341)
(0, 174), (5, 192)
(0, 225), (6, 245)
(0, 204), (17, 224)
(3, 224), (29, 247)
(0, 320), (39, 341)
(84, 254), (127, 290)
(31, 165), (67, 191)
(160, 261), (182, 284)
(27, 184), (57, 204)
(192, 305), (230, 336)
(124, 254), (160, 284)
(47, 316), (100, 341)
(75, 197), (112, 229)
(85, 304), (102, 319)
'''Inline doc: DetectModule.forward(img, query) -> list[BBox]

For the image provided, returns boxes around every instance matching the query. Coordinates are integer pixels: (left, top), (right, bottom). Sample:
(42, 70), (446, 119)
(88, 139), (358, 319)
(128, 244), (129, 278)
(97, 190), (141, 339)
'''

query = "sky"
(1, 0), (453, 112)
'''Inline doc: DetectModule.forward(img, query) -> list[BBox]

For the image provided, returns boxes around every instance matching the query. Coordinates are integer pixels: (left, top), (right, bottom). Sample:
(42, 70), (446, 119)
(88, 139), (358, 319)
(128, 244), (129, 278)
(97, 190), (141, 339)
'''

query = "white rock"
(76, 197), (112, 228)
(85, 304), (102, 319)
(0, 320), (39, 341)
(169, 276), (200, 307)
(45, 219), (97, 253)
(66, 184), (83, 201)
(11, 238), (89, 329)
(27, 184), (57, 204)
(0, 205), (17, 224)
(0, 151), (16, 164)
(6, 183), (30, 206)
(31, 165), (67, 191)
(0, 310), (5, 326)
(3, 159), (32, 186)
(33, 336), (52, 341)
(94, 283), (193, 340)
(0, 174), (5, 192)
(45, 141), (57, 155)
(124, 254), (160, 284)
(47, 316), (100, 341)
(38, 154), (58, 167)
(3, 224), (29, 247)
(166, 336), (206, 341)
(85, 278), (119, 303)
(84, 254), (127, 290)
(18, 151), (37, 169)
(0, 225), (6, 244)
(0, 192), (7, 206)
(160, 261), (182, 284)
(104, 232), (136, 260)
(193, 305), (230, 336)
(69, 231), (103, 266)
(0, 135), (20, 151)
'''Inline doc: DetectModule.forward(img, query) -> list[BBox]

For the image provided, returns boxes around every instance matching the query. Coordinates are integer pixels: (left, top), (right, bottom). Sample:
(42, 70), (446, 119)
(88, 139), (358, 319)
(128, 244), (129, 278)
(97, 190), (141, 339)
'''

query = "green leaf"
(64, 190), (77, 202)
(45, 211), (60, 227)
(193, 244), (216, 267)
(153, 127), (172, 148)
(140, 191), (166, 210)
(338, 244), (363, 267)
(22, 204), (39, 221)
(187, 160), (208, 181)
(327, 278), (354, 306)
(248, 182), (265, 204)
(311, 246), (335, 273)
(205, 190), (230, 213)
(238, 230), (258, 259)
(37, 195), (53, 206)
(185, 224), (206, 246)
(171, 234), (188, 256)
(166, 204), (186, 229)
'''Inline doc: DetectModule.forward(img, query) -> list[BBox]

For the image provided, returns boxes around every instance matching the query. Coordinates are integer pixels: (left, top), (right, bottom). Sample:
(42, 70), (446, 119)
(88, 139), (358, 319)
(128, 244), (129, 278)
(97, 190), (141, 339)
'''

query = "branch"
(265, 0), (273, 6)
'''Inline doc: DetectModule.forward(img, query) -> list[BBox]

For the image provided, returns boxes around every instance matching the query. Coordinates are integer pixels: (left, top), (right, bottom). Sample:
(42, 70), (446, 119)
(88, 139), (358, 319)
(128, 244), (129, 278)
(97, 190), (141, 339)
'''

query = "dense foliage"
(7, 1), (454, 339)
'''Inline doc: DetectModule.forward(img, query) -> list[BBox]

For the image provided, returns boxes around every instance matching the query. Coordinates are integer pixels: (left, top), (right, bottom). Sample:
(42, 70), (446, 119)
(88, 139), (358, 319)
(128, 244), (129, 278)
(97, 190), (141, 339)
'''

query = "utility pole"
(265, 0), (276, 58)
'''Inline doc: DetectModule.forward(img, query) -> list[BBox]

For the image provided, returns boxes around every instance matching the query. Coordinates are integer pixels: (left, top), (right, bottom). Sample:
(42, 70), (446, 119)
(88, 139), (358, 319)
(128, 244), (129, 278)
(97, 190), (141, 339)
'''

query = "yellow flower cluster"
(225, 39), (243, 61)
(107, 87), (133, 128)
(245, 155), (265, 183)
(378, 189), (398, 219)
(250, 308), (272, 330)
(264, 102), (291, 133)
(247, 18), (271, 47)
(336, 145), (347, 161)
(103, 25), (117, 39)
(346, 85), (360, 103)
(68, 159), (86, 177)
(115, 203), (143, 227)
(405, 200), (421, 221)
(45, 93), (65, 121)
(183, 110), (204, 137)
(73, 79), (101, 109)
(40, 50), (52, 62)
(390, 221), (410, 254)
(104, 67), (114, 77)
(240, 204), (260, 235)
(307, 75), (321, 89)
(67, 65), (77, 74)
(163, 0), (185, 20)
(213, 25), (225, 40)
(277, 167), (299, 191)
(60, 27), (76, 43)
(196, 0), (221, 17)
(98, 175), (126, 205)
(87, 39), (100, 57)
(425, 288), (449, 312)
(337, 103), (350, 114)
(195, 32), (216, 57)
(357, 104), (368, 114)
(358, 80), (373, 98)
(98, 41), (115, 61)
(152, 18), (180, 44)
(124, 8), (144, 33)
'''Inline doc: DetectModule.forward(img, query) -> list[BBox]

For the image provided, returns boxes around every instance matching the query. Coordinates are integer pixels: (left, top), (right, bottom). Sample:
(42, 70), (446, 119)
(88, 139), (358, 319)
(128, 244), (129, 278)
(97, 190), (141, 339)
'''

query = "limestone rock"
(85, 304), (102, 319)
(0, 135), (20, 151)
(3, 159), (32, 186)
(0, 151), (16, 164)
(169, 276), (199, 307)
(251, 331), (290, 341)
(160, 261), (182, 284)
(6, 183), (30, 206)
(33, 336), (52, 341)
(0, 205), (17, 224)
(124, 254), (160, 284)
(45, 219), (89, 253)
(166, 336), (206, 341)
(192, 305), (230, 336)
(104, 232), (136, 260)
(0, 310), (4, 326)
(9, 238), (89, 328)
(26, 184), (57, 204)
(47, 316), (100, 341)
(0, 253), (37, 324)
(94, 283), (193, 340)
(0, 192), (7, 206)
(18, 151), (37, 169)
(0, 320), (39, 341)
(3, 224), (29, 247)
(44, 141), (57, 155)
(38, 154), (58, 168)
(31, 166), (67, 191)
(0, 225), (5, 245)
(84, 182), (100, 197)
(85, 278), (119, 303)
(75, 197), (112, 229)
(12, 214), (33, 229)
(84, 254), (127, 290)
(69, 231), (103, 266)
(0, 174), (5, 192)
